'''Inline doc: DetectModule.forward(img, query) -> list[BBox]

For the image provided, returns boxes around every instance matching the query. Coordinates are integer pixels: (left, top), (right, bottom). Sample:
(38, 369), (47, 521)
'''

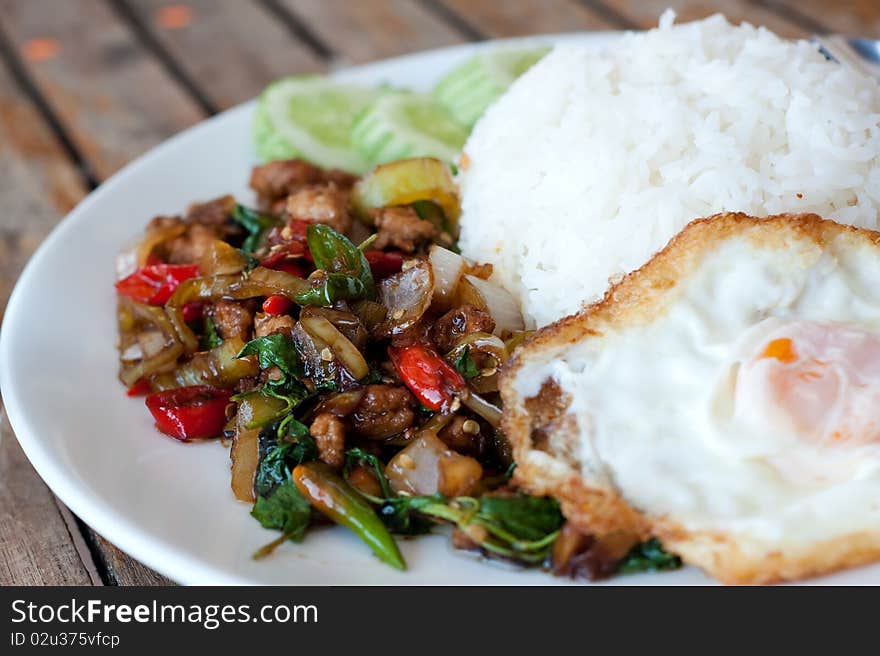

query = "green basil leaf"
(453, 346), (480, 379)
(199, 316), (223, 351)
(295, 273), (366, 307)
(617, 539), (682, 574)
(251, 480), (311, 543)
(238, 333), (302, 380)
(476, 496), (564, 542)
(232, 204), (279, 253)
(255, 424), (317, 499)
(305, 224), (375, 299)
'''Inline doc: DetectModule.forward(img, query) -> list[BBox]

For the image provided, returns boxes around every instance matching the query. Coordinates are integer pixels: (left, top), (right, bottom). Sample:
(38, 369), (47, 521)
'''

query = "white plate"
(2, 33), (876, 586)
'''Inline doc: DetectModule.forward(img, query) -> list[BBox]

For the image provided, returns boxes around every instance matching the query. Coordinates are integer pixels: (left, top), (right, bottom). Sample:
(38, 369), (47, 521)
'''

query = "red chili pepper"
(365, 250), (404, 279)
(261, 242), (308, 269)
(262, 219), (313, 269)
(115, 263), (199, 305)
(126, 379), (152, 397)
(145, 386), (232, 441)
(262, 294), (293, 315)
(269, 258), (308, 277)
(291, 220), (316, 264)
(181, 300), (205, 323)
(288, 218), (310, 239)
(388, 345), (465, 412)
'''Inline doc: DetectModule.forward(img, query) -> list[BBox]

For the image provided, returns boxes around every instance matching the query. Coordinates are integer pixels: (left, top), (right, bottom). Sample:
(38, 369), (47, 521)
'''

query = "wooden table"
(0, 0), (876, 586)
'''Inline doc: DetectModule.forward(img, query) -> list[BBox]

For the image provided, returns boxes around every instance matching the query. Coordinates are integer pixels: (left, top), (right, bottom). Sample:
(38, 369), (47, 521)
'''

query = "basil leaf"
(251, 480), (311, 543)
(295, 273), (366, 306)
(255, 424), (317, 498)
(453, 346), (479, 379)
(199, 316), (223, 350)
(305, 224), (375, 299)
(232, 204), (279, 253)
(617, 539), (682, 574)
(476, 496), (564, 542)
(378, 498), (435, 536)
(238, 333), (302, 381)
(344, 448), (393, 499)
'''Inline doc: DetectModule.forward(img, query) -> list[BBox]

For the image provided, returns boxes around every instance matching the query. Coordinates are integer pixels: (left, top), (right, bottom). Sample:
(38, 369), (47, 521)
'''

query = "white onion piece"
(461, 391), (502, 428)
(464, 274), (525, 336)
(429, 244), (465, 303)
(377, 259), (434, 335)
(137, 330), (168, 359)
(385, 432), (448, 496)
(115, 248), (138, 280)
(299, 315), (369, 380)
(120, 342), (144, 362)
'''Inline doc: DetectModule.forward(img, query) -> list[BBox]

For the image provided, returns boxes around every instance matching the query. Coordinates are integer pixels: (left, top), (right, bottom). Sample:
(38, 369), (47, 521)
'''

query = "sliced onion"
(462, 274), (524, 336)
(136, 221), (186, 266)
(385, 431), (482, 497)
(120, 343), (144, 362)
(300, 314), (369, 380)
(199, 239), (248, 276)
(314, 389), (367, 417)
(137, 330), (168, 359)
(307, 307), (368, 351)
(230, 425), (260, 503)
(377, 259), (434, 335)
(351, 300), (387, 332)
(118, 299), (185, 387)
(429, 244), (465, 304)
(152, 337), (258, 391)
(446, 332), (507, 373)
(461, 391), (502, 428)
(384, 432), (448, 496)
(165, 267), (311, 354)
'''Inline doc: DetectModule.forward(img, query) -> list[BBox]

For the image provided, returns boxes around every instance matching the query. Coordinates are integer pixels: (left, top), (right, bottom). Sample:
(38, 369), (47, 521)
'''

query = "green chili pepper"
(292, 462), (405, 570)
(305, 224), (375, 299)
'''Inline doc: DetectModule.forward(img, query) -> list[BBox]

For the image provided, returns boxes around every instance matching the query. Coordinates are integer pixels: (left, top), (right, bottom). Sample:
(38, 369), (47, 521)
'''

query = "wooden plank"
(0, 0), (204, 180)
(91, 534), (173, 585)
(763, 0), (880, 37)
(0, 34), (101, 587)
(120, 0), (325, 110)
(279, 0), (466, 64)
(0, 58), (85, 321)
(0, 0), (206, 584)
(437, 0), (617, 36)
(0, 402), (94, 585)
(598, 0), (807, 37)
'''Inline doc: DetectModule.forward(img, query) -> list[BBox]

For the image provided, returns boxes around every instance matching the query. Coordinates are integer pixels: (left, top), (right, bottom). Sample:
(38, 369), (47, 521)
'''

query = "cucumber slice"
(253, 76), (380, 173)
(433, 47), (550, 128)
(350, 92), (468, 167)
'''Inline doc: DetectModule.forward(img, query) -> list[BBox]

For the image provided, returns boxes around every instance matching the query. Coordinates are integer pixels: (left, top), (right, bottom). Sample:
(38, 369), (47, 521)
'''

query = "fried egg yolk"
(735, 321), (880, 448)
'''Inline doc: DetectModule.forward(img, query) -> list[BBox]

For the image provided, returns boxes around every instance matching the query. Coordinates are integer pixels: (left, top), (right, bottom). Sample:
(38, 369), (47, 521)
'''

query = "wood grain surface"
(0, 0), (864, 585)
(117, 0), (326, 110)
(436, 0), (617, 36)
(279, 0), (466, 64)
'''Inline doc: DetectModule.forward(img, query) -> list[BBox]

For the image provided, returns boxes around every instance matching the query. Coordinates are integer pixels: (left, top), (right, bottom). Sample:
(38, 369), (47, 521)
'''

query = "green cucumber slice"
(350, 92), (468, 167)
(433, 47), (550, 128)
(253, 76), (380, 173)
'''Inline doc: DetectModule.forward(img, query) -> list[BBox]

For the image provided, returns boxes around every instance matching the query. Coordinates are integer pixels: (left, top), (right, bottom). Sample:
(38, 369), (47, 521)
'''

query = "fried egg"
(501, 213), (880, 584)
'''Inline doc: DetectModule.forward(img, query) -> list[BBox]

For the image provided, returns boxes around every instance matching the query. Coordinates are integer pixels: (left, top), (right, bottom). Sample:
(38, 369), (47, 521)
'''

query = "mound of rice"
(458, 12), (880, 328)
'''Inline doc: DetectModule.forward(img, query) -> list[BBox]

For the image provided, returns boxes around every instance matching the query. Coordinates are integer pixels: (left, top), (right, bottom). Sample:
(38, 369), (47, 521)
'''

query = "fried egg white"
(501, 213), (880, 584)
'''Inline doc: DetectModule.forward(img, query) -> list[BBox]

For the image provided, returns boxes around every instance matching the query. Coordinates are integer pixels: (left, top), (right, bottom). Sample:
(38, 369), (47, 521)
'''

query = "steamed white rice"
(458, 12), (880, 328)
